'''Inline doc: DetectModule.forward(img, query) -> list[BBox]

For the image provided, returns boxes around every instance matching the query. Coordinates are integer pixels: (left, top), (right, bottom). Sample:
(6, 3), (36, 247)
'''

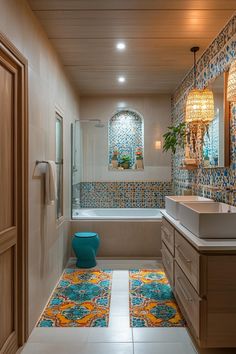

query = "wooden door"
(0, 34), (28, 354)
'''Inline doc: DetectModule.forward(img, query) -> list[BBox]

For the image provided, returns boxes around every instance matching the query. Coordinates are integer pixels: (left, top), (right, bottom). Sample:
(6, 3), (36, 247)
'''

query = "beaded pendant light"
(227, 59), (236, 102)
(185, 47), (214, 124)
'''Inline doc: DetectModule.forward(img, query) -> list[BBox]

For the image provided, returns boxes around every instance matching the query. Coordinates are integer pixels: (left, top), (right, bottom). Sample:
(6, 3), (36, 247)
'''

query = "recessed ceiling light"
(116, 42), (126, 51)
(118, 76), (126, 83)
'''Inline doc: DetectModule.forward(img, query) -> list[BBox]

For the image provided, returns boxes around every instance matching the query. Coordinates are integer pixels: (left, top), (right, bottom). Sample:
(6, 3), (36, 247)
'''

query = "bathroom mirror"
(202, 72), (230, 168)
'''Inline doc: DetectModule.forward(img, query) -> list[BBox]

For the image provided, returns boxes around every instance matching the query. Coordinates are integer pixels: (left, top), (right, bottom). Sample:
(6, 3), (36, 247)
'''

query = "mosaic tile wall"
(108, 110), (144, 167)
(172, 15), (236, 205)
(73, 182), (172, 209)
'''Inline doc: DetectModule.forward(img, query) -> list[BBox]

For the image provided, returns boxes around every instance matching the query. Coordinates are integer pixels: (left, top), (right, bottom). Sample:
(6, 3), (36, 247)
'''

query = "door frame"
(0, 32), (28, 349)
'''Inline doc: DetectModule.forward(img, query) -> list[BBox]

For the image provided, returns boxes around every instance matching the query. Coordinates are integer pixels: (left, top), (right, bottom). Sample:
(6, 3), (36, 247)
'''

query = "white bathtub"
(72, 208), (162, 220)
(71, 208), (162, 258)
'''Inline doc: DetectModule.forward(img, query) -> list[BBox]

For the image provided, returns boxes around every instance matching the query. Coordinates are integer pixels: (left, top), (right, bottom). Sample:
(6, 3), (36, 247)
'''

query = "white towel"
(45, 161), (57, 205)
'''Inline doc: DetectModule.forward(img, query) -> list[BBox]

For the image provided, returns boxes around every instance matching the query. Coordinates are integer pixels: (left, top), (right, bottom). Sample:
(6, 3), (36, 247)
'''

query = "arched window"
(108, 110), (144, 170)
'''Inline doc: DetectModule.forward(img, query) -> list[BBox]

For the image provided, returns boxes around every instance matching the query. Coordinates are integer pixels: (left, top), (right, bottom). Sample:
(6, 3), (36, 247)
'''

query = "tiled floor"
(20, 260), (233, 354)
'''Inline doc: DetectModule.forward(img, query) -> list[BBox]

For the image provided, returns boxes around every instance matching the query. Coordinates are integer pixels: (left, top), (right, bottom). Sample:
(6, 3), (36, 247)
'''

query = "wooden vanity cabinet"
(161, 216), (236, 348)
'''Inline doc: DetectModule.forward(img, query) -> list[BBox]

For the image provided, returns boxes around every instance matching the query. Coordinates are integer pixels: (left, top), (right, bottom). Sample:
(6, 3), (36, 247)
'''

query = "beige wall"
(0, 0), (80, 332)
(79, 95), (172, 181)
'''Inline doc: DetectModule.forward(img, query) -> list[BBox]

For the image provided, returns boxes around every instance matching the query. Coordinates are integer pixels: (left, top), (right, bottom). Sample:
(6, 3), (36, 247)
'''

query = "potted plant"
(163, 122), (199, 170)
(111, 147), (119, 169)
(135, 147), (144, 169)
(163, 122), (186, 154)
(120, 154), (131, 169)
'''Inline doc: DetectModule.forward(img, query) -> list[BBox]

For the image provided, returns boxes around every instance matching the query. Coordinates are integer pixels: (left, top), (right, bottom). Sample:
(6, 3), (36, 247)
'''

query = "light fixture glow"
(185, 88), (214, 123)
(116, 42), (126, 51)
(185, 47), (214, 124)
(117, 101), (127, 109)
(155, 141), (162, 150)
(118, 76), (126, 83)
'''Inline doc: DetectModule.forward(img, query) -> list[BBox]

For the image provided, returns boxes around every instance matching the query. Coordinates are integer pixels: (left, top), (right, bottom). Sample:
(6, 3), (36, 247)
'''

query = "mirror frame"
(224, 71), (230, 167)
(202, 71), (230, 169)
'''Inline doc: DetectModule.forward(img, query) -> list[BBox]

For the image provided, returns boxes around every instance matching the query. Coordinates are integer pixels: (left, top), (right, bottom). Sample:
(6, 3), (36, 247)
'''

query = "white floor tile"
(87, 327), (133, 343)
(134, 342), (197, 354)
(133, 327), (191, 343)
(110, 294), (130, 315)
(22, 342), (133, 354)
(28, 328), (90, 343)
(112, 270), (129, 280)
(109, 315), (130, 329)
(28, 326), (132, 344)
(82, 342), (133, 354)
(22, 259), (205, 354)
(21, 343), (84, 354)
(112, 278), (129, 294)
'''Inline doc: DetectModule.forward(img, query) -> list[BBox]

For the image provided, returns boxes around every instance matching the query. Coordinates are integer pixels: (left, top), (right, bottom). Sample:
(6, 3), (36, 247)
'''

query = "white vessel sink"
(165, 195), (213, 220)
(179, 202), (236, 239)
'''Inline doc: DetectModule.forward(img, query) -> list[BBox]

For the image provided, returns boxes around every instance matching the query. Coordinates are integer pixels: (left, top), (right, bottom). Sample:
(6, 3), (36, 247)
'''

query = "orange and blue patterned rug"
(129, 269), (185, 327)
(38, 269), (112, 327)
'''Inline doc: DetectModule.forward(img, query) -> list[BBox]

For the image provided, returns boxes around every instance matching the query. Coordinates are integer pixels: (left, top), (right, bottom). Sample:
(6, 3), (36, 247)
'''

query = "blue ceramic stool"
(72, 232), (100, 268)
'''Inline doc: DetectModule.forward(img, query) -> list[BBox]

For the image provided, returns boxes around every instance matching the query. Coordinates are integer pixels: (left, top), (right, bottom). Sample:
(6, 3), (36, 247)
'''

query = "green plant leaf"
(162, 122), (186, 154)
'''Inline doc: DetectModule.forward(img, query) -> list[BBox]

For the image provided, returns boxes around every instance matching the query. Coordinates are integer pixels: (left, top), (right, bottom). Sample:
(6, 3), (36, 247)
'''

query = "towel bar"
(36, 160), (63, 165)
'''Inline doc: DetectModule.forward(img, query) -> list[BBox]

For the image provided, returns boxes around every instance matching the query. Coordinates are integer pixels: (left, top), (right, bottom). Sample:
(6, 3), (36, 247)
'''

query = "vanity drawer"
(175, 262), (201, 339)
(161, 241), (174, 285)
(175, 230), (200, 292)
(161, 218), (174, 255)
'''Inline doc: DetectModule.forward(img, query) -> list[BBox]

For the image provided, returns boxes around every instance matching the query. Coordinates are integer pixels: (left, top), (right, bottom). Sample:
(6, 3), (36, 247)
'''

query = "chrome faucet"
(224, 187), (235, 208)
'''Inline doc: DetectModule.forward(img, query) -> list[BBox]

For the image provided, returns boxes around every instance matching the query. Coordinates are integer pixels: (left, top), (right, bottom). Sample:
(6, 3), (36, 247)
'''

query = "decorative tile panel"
(73, 182), (172, 209)
(108, 110), (144, 167)
(172, 15), (236, 205)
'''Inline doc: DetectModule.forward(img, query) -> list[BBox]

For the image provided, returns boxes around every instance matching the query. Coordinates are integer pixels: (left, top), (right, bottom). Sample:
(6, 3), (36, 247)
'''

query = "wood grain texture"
(0, 32), (28, 353)
(161, 241), (174, 285)
(28, 1), (236, 11)
(0, 66), (14, 232)
(161, 217), (175, 255)
(162, 217), (236, 348)
(175, 230), (200, 293)
(0, 54), (17, 353)
(27, 1), (236, 94)
(174, 261), (201, 339)
(205, 255), (236, 347)
(0, 249), (14, 349)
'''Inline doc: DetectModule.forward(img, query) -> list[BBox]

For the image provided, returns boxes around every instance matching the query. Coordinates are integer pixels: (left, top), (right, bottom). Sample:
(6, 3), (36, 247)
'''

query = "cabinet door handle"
(176, 244), (191, 264)
(177, 276), (193, 302)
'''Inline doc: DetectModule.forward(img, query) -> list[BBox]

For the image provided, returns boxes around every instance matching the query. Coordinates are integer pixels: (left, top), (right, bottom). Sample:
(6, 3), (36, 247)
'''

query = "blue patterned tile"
(172, 15), (236, 205)
(76, 181), (172, 209)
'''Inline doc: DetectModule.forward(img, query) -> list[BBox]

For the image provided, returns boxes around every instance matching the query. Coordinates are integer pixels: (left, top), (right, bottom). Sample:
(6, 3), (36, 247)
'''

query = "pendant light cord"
(191, 46), (199, 89)
(193, 50), (196, 88)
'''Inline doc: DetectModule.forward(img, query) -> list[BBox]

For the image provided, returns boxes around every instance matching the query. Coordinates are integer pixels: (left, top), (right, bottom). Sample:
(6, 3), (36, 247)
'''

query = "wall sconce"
(155, 140), (162, 150)
(227, 59), (236, 102)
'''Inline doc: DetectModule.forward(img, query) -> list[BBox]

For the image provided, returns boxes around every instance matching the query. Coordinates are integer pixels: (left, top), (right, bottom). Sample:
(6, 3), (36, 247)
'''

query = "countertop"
(161, 210), (236, 251)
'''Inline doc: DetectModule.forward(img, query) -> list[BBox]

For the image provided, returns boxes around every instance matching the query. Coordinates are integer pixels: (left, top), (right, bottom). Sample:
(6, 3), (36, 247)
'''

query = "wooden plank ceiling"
(28, 1), (236, 95)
